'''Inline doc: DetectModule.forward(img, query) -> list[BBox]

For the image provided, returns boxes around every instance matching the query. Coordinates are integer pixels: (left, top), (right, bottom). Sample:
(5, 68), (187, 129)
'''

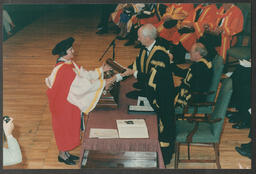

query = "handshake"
(102, 62), (135, 91)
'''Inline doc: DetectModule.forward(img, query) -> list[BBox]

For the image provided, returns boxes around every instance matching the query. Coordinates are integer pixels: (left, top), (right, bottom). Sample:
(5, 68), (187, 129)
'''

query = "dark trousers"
(231, 65), (251, 125)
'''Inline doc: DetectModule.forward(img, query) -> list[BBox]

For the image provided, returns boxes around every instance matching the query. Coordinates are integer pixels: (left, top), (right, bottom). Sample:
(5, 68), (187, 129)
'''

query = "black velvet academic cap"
(52, 37), (75, 55)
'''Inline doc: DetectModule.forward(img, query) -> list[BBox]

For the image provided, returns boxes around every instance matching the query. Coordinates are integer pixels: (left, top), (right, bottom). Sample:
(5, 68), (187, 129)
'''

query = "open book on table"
(116, 119), (149, 138)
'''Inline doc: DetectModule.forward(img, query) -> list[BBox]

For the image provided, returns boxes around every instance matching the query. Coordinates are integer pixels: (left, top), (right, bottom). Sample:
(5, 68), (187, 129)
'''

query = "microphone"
(98, 36), (117, 62)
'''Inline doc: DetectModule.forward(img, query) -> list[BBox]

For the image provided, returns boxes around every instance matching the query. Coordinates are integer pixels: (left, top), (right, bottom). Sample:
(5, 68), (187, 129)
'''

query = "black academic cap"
(52, 37), (75, 55)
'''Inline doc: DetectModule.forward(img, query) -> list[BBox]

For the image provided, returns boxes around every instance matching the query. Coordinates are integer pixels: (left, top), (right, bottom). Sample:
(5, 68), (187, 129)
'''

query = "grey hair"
(140, 24), (158, 40)
(195, 43), (208, 57)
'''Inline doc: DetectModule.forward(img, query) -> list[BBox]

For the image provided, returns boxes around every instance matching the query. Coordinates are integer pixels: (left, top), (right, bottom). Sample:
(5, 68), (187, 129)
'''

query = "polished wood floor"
(2, 5), (251, 169)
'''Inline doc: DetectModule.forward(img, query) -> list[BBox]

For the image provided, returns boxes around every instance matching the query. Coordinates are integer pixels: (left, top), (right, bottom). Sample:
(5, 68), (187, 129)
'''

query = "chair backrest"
(206, 55), (224, 103)
(210, 78), (233, 140)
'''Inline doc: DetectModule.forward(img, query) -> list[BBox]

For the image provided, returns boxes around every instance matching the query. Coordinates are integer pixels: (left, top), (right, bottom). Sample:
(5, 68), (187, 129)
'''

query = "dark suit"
(231, 65), (251, 125)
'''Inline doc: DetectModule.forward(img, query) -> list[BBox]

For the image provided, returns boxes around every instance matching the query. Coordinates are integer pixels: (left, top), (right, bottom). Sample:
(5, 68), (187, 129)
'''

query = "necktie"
(143, 47), (149, 73)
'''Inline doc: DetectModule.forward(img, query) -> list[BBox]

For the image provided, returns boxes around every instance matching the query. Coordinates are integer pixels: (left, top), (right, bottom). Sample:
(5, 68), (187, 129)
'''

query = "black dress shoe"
(126, 90), (146, 100)
(226, 112), (234, 119)
(235, 146), (251, 159)
(58, 156), (76, 165)
(124, 40), (135, 46)
(117, 36), (127, 40)
(241, 142), (252, 149)
(161, 144), (174, 166)
(232, 122), (250, 129)
(134, 42), (142, 48)
(229, 117), (239, 123)
(68, 154), (79, 161)
(96, 29), (108, 35)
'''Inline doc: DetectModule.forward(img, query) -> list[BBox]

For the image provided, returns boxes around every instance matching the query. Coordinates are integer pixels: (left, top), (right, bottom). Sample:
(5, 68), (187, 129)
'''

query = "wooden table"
(79, 77), (165, 168)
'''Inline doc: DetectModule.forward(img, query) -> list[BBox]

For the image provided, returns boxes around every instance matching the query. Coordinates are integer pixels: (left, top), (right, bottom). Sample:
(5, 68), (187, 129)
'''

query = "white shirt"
(134, 40), (156, 78)
(146, 40), (156, 55)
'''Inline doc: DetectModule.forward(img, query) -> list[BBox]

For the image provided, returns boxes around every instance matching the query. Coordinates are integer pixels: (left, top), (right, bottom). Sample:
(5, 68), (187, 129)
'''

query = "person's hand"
(214, 27), (223, 35)
(105, 76), (116, 91)
(162, 14), (172, 21)
(121, 68), (135, 77)
(102, 63), (112, 72)
(182, 22), (193, 28)
(11, 22), (15, 28)
(168, 52), (174, 62)
(3, 117), (14, 137)
(203, 24), (210, 31)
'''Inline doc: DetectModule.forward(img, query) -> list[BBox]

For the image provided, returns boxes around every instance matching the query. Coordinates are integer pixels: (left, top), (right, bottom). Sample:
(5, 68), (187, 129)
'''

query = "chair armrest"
(185, 118), (222, 142)
(187, 117), (221, 123)
(191, 91), (215, 96)
(188, 102), (215, 107)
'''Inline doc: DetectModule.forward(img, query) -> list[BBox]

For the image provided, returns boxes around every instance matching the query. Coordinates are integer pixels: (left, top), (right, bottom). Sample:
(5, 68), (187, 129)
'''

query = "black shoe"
(124, 40), (135, 46)
(134, 41), (142, 48)
(235, 146), (251, 159)
(96, 29), (108, 35)
(226, 112), (234, 119)
(232, 122), (250, 129)
(126, 90), (146, 100)
(112, 26), (121, 34)
(58, 156), (76, 165)
(229, 117), (239, 123)
(161, 145), (174, 166)
(133, 82), (144, 89)
(241, 142), (252, 149)
(68, 154), (79, 161)
(116, 36), (127, 40)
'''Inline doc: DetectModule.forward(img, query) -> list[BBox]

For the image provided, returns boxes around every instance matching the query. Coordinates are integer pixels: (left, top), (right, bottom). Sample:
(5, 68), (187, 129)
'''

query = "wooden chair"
(175, 54), (224, 120)
(174, 78), (233, 169)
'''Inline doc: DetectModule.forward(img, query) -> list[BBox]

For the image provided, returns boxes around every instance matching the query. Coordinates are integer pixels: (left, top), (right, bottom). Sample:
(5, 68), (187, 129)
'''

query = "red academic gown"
(175, 4), (218, 51)
(215, 5), (244, 61)
(157, 3), (194, 42)
(47, 62), (81, 151)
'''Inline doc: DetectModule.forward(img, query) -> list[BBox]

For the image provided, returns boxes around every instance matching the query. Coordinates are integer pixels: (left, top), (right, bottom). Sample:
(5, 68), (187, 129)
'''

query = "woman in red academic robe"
(45, 37), (125, 165)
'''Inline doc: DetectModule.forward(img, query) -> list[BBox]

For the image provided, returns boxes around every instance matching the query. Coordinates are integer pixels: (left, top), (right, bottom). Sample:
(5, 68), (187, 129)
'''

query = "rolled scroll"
(106, 58), (126, 73)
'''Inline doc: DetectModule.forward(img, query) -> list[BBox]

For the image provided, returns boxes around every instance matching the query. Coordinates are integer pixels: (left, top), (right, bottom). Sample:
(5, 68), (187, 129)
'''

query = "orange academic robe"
(47, 62), (81, 151)
(132, 5), (160, 26)
(176, 4), (218, 51)
(215, 5), (244, 61)
(157, 3), (194, 42)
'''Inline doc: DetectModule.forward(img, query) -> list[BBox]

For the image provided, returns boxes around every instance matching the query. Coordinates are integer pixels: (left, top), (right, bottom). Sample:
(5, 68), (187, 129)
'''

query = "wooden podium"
(95, 83), (120, 110)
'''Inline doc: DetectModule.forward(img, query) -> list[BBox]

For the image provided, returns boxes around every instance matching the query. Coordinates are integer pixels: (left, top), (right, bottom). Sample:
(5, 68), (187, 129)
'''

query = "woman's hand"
(105, 76), (116, 91)
(3, 117), (14, 137)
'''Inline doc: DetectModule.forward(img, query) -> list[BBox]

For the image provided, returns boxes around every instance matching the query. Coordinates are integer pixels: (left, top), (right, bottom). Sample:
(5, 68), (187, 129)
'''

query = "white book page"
(89, 128), (119, 139)
(116, 119), (149, 138)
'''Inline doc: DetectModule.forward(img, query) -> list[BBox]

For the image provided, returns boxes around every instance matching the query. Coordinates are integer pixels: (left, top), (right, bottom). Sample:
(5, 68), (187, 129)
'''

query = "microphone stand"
(98, 37), (116, 62)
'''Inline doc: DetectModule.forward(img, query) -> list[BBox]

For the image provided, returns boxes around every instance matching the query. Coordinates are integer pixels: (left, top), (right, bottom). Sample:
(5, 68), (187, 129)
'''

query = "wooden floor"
(2, 5), (251, 169)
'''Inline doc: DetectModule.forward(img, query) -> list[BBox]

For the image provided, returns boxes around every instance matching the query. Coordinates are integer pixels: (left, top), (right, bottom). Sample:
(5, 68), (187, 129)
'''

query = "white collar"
(146, 40), (156, 53)
(58, 57), (71, 63)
